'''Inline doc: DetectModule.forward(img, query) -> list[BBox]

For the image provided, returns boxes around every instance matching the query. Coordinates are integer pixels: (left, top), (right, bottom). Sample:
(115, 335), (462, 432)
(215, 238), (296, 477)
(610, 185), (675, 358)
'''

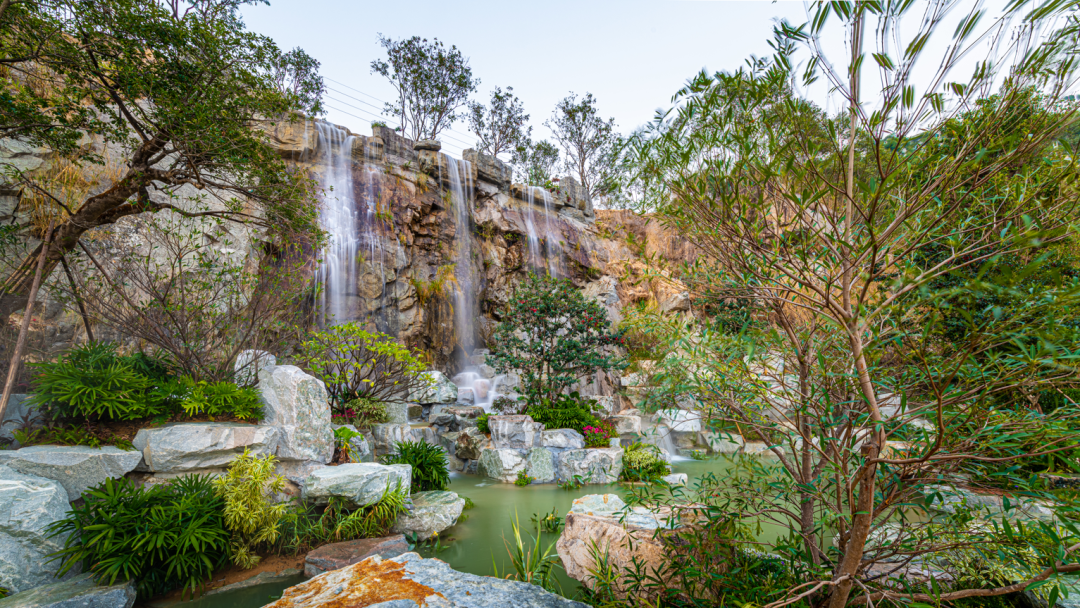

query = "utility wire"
(325, 76), (480, 144)
(328, 87), (476, 148)
(324, 103), (469, 157)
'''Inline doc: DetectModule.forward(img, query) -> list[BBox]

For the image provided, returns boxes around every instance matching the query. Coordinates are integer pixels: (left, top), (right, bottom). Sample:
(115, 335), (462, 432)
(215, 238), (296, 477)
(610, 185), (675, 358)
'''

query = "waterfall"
(522, 186), (560, 276)
(523, 187), (542, 271)
(315, 122), (359, 326)
(444, 156), (477, 354)
(537, 188), (561, 277)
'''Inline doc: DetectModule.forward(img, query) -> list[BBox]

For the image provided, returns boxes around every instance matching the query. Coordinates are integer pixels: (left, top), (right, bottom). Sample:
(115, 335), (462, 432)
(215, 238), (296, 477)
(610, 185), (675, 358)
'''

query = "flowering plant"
(583, 421), (616, 448)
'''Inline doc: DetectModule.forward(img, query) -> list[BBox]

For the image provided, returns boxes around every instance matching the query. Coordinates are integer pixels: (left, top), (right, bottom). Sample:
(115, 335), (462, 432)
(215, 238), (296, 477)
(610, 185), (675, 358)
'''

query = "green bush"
(181, 380), (263, 421)
(382, 440), (450, 492)
(621, 443), (670, 481)
(214, 450), (286, 569)
(491, 273), (626, 406)
(13, 424), (134, 450)
(297, 322), (428, 410)
(332, 396), (389, 428)
(270, 486), (409, 555)
(525, 393), (601, 432)
(477, 412), (491, 434)
(47, 475), (229, 599)
(492, 395), (525, 414)
(514, 470), (535, 486)
(28, 343), (176, 421)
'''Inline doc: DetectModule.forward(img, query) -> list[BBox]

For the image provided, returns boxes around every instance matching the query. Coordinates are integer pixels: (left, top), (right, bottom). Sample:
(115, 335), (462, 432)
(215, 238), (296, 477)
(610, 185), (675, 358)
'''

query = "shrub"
(583, 421), (617, 448)
(47, 475), (229, 599)
(214, 450), (287, 569)
(331, 396), (389, 428)
(13, 424), (134, 450)
(181, 380), (263, 421)
(333, 426), (364, 463)
(621, 443), (670, 481)
(477, 412), (491, 434)
(525, 392), (600, 432)
(28, 343), (177, 421)
(493, 395), (525, 414)
(270, 486), (409, 555)
(490, 273), (626, 406)
(515, 469), (535, 486)
(382, 440), (450, 492)
(297, 322), (428, 409)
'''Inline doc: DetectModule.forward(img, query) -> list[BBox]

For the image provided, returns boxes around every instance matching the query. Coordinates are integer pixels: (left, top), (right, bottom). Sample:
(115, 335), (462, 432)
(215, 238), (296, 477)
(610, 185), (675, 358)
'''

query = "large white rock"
(0, 446), (143, 501)
(392, 490), (465, 537)
(263, 552), (587, 608)
(609, 414), (642, 436)
(371, 423), (410, 455)
(556, 448), (624, 484)
(257, 365), (334, 464)
(490, 415), (543, 449)
(132, 423), (281, 473)
(302, 463), (412, 508)
(526, 447), (556, 483)
(655, 408), (702, 433)
(541, 429), (586, 451)
(0, 465), (76, 594)
(0, 572), (135, 608)
(408, 371), (458, 404)
(234, 350), (276, 387)
(478, 448), (526, 483)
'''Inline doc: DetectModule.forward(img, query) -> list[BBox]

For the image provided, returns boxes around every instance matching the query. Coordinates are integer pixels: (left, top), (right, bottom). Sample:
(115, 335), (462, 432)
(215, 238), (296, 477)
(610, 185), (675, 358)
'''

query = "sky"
(240, 0), (811, 158)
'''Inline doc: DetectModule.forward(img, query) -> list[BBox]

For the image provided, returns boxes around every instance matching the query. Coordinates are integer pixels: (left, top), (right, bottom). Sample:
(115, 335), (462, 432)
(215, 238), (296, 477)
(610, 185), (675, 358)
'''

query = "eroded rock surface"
(0, 465), (75, 594)
(264, 552), (588, 608)
(556, 448), (624, 484)
(303, 463), (412, 508)
(131, 422), (281, 473)
(392, 491), (465, 537)
(490, 415), (543, 450)
(304, 534), (409, 577)
(0, 445), (142, 501)
(257, 365), (334, 464)
(0, 572), (135, 608)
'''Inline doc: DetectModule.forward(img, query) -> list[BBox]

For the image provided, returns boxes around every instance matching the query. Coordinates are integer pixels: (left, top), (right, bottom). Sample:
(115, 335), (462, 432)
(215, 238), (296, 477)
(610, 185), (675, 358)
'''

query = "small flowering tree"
(490, 273), (625, 406)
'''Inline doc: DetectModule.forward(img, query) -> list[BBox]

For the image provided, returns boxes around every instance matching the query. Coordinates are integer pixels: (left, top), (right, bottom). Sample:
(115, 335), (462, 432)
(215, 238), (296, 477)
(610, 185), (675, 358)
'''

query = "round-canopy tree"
(490, 273), (625, 406)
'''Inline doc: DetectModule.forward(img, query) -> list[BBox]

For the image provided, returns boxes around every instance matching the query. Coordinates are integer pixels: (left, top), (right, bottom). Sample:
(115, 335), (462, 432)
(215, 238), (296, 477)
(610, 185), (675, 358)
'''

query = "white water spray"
(315, 122), (359, 326)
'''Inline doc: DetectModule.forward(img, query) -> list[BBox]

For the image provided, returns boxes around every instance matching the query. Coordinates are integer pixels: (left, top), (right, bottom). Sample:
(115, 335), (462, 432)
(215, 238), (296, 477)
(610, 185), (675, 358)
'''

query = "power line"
(324, 103), (469, 157)
(325, 76), (480, 144)
(327, 87), (476, 149)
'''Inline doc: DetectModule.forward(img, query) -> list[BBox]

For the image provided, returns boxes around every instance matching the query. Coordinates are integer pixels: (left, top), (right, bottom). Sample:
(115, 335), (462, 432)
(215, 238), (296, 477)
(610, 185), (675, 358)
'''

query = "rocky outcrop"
(264, 552), (588, 608)
(556, 448), (624, 484)
(302, 463), (411, 508)
(0, 446), (142, 501)
(0, 466), (75, 594)
(490, 415), (543, 449)
(132, 422), (281, 473)
(392, 491), (465, 537)
(478, 448), (527, 483)
(304, 534), (409, 577)
(0, 573), (135, 608)
(556, 494), (700, 596)
(234, 349), (275, 387)
(526, 447), (556, 483)
(409, 371), (458, 405)
(257, 365), (334, 464)
(541, 429), (585, 451)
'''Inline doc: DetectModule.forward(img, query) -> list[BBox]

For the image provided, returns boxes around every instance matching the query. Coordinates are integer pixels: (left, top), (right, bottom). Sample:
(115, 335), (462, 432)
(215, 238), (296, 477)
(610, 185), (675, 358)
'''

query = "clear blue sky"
(241, 1), (809, 157)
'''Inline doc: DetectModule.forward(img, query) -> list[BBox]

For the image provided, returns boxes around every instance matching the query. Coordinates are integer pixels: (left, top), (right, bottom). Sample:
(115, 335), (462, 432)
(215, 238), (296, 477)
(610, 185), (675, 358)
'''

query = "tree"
(467, 86), (530, 159)
(511, 140), (560, 188)
(545, 92), (617, 201)
(272, 47), (326, 116)
(490, 273), (625, 406)
(0, 0), (323, 321)
(622, 1), (1080, 607)
(370, 34), (477, 142)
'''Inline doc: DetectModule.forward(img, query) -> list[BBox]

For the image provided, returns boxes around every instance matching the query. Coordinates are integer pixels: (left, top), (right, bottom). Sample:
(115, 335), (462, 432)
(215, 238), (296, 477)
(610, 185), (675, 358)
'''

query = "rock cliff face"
(0, 119), (698, 375)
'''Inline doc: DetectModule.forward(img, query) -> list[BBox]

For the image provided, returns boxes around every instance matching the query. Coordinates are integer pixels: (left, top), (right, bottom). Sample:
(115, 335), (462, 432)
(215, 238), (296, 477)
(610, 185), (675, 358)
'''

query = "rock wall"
(0, 119), (698, 377)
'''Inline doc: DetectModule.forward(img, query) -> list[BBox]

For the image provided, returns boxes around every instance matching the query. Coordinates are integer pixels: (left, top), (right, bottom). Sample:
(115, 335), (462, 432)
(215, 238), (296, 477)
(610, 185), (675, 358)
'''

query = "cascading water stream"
(315, 122), (359, 326)
(443, 156), (477, 354)
(537, 188), (561, 277)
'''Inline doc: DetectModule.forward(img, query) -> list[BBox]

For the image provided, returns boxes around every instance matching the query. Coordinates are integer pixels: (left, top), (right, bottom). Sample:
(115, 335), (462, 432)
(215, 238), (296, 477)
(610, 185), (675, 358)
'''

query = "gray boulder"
(408, 371), (458, 405)
(302, 463), (411, 507)
(257, 365), (334, 464)
(0, 446), (143, 501)
(371, 423), (410, 455)
(392, 491), (466, 537)
(490, 415), (543, 449)
(0, 394), (35, 445)
(0, 573), (135, 608)
(526, 447), (556, 483)
(479, 448), (526, 483)
(132, 423), (281, 473)
(304, 534), (409, 577)
(556, 448), (624, 484)
(455, 427), (489, 460)
(541, 429), (585, 451)
(0, 466), (74, 594)
(264, 552), (588, 608)
(234, 349), (275, 387)
(385, 402), (409, 424)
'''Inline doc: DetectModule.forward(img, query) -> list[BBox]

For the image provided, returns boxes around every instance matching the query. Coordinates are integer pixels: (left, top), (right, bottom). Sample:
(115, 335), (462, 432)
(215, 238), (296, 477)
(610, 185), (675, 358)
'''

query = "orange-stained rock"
(303, 534), (409, 577)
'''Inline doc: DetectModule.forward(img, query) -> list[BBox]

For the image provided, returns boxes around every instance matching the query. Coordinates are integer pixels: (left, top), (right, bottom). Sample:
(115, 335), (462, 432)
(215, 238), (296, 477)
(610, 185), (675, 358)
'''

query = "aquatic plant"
(492, 514), (561, 593)
(514, 470), (535, 487)
(620, 443), (670, 482)
(270, 485), (409, 555)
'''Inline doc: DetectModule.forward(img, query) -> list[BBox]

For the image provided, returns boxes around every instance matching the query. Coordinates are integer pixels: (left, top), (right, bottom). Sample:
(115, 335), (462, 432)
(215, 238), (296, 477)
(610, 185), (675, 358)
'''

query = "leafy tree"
(370, 34), (477, 141)
(512, 140), (560, 188)
(0, 0), (323, 321)
(490, 273), (625, 406)
(545, 92), (617, 200)
(467, 86), (531, 159)
(272, 47), (326, 116)
(622, 1), (1080, 607)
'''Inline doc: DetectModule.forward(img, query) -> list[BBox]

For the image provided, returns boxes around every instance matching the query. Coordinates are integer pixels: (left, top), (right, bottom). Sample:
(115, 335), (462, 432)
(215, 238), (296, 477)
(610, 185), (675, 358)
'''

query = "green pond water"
(151, 455), (782, 608)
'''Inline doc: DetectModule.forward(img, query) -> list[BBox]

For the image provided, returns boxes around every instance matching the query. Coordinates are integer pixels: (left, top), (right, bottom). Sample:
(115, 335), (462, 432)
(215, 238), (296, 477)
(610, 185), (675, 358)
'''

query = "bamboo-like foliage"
(621, 1), (1080, 606)
(213, 449), (287, 569)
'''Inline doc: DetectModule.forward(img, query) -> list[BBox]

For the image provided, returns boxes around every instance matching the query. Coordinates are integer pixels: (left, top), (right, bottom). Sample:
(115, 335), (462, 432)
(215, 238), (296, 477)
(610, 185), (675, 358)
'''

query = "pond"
(148, 455), (782, 608)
